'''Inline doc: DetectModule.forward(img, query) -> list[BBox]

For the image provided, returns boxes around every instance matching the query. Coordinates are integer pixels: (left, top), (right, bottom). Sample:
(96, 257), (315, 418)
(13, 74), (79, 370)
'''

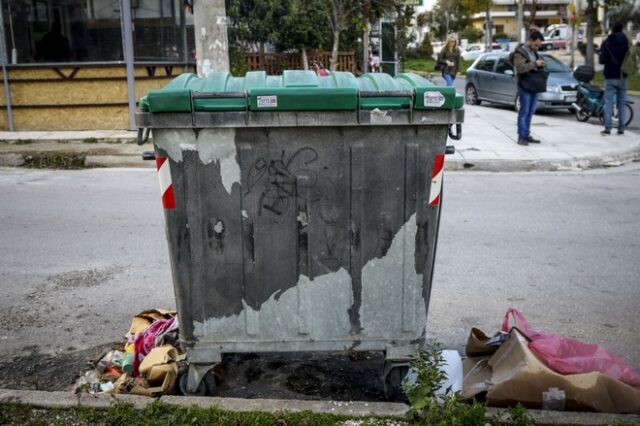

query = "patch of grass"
(13, 139), (33, 145)
(403, 57), (474, 76)
(23, 152), (88, 169)
(593, 71), (640, 92)
(83, 137), (99, 144)
(0, 401), (391, 426)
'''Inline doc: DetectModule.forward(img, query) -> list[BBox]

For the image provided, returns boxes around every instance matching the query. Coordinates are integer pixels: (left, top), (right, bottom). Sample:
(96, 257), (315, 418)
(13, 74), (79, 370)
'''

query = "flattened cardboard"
(126, 309), (176, 337)
(139, 345), (178, 375)
(463, 329), (640, 414)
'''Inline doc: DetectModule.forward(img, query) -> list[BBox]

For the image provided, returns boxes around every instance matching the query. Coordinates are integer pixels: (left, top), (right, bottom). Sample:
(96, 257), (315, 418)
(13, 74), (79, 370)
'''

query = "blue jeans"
(517, 88), (539, 139)
(603, 78), (627, 131)
(443, 73), (454, 86)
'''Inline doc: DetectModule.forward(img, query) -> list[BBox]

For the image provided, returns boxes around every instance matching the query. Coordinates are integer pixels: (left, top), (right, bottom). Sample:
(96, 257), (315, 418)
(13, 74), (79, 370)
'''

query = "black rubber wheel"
(178, 368), (217, 396)
(576, 108), (590, 122)
(465, 84), (481, 105)
(514, 94), (520, 112)
(599, 103), (634, 128)
(383, 363), (410, 402)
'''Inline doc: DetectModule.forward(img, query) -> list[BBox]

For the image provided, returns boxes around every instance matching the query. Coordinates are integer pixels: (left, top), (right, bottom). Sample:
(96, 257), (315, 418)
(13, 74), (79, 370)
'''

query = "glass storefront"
(1, 0), (194, 64)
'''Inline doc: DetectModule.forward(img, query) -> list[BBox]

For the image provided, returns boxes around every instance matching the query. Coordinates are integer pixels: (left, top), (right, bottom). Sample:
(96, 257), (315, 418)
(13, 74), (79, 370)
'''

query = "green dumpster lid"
(140, 71), (462, 113)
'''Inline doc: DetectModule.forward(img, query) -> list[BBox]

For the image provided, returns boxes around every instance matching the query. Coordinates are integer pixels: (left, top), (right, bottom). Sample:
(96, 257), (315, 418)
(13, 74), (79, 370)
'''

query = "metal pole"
(0, 1), (15, 131)
(180, 0), (188, 70)
(121, 0), (136, 130)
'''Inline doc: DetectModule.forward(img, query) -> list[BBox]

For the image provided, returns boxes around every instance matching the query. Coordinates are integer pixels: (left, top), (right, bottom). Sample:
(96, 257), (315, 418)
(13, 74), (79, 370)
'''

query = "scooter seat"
(583, 83), (603, 94)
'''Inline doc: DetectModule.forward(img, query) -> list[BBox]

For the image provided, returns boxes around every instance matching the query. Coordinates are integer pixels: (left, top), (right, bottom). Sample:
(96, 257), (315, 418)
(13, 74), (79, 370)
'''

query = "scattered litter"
(463, 309), (640, 414)
(73, 308), (182, 397)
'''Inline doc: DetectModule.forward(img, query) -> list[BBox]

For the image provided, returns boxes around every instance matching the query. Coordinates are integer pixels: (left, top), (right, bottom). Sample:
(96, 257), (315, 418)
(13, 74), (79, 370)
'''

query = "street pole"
(193, 0), (230, 76)
(120, 0), (136, 131)
(0, 1), (14, 131)
(516, 0), (524, 43)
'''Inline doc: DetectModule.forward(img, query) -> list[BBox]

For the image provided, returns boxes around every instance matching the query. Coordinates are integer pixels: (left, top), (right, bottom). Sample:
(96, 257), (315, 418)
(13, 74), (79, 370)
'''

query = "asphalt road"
(448, 78), (640, 132)
(0, 165), (639, 383)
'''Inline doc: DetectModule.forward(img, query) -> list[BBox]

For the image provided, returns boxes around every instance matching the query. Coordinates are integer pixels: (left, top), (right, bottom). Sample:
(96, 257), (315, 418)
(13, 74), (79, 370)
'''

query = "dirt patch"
(0, 349), (391, 402)
(216, 351), (387, 401)
(47, 267), (124, 292)
(0, 343), (117, 391)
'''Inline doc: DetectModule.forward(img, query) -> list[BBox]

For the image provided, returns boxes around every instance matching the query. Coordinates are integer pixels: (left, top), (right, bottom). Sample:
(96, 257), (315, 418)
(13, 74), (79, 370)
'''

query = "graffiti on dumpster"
(245, 147), (320, 216)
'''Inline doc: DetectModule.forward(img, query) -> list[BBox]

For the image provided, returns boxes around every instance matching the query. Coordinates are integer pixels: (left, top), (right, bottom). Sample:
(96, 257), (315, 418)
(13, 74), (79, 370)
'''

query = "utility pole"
(193, 0), (230, 76)
(516, 0), (524, 43)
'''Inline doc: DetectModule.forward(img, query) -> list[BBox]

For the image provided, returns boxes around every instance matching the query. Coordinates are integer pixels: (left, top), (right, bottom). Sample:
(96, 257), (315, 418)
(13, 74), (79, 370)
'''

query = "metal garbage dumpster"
(136, 70), (464, 398)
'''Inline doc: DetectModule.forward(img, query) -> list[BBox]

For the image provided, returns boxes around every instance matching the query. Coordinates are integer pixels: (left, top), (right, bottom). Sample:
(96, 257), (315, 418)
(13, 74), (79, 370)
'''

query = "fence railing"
(247, 51), (357, 74)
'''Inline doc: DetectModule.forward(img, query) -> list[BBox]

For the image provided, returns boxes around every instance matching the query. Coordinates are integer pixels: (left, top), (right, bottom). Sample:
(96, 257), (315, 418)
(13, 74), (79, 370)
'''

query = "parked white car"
(461, 43), (503, 61)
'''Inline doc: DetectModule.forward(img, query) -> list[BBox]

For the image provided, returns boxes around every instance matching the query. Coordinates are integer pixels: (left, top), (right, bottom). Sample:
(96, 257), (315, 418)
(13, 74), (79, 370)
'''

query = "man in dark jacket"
(599, 22), (629, 135)
(510, 30), (547, 146)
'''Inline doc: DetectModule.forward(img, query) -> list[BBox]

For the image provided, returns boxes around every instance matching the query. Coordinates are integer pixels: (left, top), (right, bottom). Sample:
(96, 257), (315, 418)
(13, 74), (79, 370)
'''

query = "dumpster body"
(137, 70), (464, 396)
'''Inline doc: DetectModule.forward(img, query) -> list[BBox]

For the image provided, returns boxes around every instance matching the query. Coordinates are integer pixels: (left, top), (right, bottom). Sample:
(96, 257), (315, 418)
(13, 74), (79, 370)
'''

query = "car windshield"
(543, 55), (571, 73)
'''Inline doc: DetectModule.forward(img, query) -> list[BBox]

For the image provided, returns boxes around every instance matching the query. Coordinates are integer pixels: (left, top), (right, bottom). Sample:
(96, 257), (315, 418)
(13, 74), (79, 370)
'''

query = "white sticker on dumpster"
(424, 91), (446, 107)
(257, 95), (278, 108)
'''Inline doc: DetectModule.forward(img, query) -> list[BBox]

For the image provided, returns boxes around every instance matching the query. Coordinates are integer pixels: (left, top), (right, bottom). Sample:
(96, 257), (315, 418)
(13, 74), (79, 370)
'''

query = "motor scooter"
(571, 65), (634, 127)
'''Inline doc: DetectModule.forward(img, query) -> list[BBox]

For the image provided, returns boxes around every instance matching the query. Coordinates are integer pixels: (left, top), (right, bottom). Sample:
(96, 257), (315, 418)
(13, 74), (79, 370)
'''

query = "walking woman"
(437, 36), (461, 86)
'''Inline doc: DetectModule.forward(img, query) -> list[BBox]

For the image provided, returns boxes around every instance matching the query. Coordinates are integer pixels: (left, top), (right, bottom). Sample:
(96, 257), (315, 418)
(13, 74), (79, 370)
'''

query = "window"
(476, 57), (496, 72)
(133, 0), (194, 62)
(496, 57), (513, 74)
(2, 0), (123, 63)
(2, 0), (195, 64)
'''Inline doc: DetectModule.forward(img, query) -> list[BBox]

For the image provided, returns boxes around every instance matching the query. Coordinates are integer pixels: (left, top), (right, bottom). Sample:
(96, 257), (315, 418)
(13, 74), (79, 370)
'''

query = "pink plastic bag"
(501, 308), (640, 389)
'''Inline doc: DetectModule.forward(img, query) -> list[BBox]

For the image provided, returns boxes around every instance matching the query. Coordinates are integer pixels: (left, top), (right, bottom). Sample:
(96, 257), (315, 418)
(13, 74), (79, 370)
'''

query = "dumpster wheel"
(178, 364), (217, 396)
(382, 360), (410, 402)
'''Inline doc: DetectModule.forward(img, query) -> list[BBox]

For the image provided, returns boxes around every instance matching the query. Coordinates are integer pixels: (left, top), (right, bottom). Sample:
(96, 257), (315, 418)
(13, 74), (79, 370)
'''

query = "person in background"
(599, 22), (629, 136)
(437, 36), (461, 87)
(34, 20), (71, 62)
(510, 30), (547, 146)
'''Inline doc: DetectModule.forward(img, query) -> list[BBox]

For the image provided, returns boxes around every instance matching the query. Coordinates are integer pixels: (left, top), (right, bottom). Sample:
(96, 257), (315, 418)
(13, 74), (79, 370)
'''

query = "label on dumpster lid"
(424, 91), (446, 107)
(257, 95), (278, 108)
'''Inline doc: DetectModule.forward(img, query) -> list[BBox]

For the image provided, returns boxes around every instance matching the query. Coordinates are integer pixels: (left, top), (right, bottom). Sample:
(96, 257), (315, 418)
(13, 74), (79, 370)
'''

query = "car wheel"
(465, 85), (480, 105)
(514, 94), (520, 112)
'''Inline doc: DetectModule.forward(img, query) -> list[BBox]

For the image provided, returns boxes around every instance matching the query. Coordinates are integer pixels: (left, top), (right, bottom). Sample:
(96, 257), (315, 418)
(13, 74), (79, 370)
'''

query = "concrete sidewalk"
(0, 105), (638, 171)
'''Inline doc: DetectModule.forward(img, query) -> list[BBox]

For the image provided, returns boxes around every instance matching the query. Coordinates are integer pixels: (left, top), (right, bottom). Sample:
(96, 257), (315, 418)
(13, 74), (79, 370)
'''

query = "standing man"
(510, 30), (548, 146)
(599, 22), (629, 136)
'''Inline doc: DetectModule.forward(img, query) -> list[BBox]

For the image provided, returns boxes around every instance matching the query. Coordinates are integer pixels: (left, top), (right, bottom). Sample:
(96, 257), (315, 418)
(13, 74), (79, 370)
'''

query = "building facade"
(471, 0), (570, 38)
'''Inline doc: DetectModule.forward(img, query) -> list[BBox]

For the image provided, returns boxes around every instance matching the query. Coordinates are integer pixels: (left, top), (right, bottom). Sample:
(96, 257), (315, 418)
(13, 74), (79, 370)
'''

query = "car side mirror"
(504, 69), (514, 76)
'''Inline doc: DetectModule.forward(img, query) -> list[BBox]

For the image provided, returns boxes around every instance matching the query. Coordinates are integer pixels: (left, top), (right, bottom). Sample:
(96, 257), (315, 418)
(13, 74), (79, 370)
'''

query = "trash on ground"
(73, 308), (181, 397)
(462, 310), (640, 414)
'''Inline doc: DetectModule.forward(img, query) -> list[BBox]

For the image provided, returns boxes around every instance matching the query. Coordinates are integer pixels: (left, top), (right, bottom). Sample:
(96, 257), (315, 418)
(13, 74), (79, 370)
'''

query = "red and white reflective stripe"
(156, 156), (176, 209)
(428, 154), (445, 206)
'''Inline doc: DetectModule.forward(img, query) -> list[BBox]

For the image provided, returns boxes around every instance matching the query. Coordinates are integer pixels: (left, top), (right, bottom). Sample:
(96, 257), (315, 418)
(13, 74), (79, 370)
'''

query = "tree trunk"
(586, 0), (595, 68)
(331, 29), (340, 71)
(362, 22), (370, 74)
(301, 48), (309, 70)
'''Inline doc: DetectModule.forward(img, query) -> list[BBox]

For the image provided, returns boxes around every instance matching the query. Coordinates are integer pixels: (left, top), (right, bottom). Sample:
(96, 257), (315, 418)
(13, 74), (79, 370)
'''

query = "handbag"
(435, 60), (445, 71)
(519, 68), (548, 93)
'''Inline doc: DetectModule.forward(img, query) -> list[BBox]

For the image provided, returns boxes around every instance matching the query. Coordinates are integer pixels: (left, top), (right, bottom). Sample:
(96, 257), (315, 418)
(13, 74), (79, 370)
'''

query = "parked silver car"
(464, 52), (578, 112)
